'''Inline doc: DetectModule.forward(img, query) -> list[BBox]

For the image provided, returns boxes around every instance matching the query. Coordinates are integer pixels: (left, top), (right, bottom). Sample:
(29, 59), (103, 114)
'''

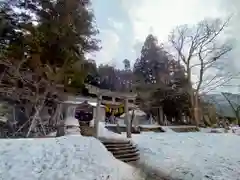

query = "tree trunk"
(26, 100), (46, 137)
(56, 120), (65, 137)
(194, 92), (200, 126)
(156, 107), (163, 125)
(130, 109), (135, 131)
(187, 69), (198, 125)
(187, 77), (200, 126)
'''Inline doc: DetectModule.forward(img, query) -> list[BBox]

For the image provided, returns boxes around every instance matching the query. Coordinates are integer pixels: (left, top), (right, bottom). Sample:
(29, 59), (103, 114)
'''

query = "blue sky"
(89, 0), (240, 93)
(90, 0), (136, 69)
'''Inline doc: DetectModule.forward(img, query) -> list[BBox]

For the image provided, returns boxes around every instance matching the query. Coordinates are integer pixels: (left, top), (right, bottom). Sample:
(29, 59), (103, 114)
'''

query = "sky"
(89, 0), (240, 93)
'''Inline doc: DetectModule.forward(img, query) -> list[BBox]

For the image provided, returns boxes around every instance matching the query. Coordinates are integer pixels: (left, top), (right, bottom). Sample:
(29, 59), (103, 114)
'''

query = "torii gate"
(94, 90), (136, 138)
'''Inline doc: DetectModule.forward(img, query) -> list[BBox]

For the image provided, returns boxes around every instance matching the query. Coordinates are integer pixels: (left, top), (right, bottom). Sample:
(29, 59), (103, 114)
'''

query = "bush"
(0, 103), (11, 117)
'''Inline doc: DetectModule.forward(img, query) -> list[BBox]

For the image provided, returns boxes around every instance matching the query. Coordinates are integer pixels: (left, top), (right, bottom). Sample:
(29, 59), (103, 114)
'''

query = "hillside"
(202, 93), (240, 118)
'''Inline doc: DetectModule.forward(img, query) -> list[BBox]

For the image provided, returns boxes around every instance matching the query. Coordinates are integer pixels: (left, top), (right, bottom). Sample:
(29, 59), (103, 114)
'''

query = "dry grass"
(170, 126), (199, 132)
(80, 126), (95, 136)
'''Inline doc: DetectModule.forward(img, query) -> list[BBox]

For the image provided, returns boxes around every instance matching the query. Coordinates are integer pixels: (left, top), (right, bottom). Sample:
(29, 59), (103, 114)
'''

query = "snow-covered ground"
(160, 126), (176, 133)
(98, 124), (240, 179)
(0, 136), (144, 180)
(230, 126), (240, 135)
(132, 132), (240, 180)
(98, 122), (125, 139)
(4, 122), (239, 180)
(199, 127), (240, 135)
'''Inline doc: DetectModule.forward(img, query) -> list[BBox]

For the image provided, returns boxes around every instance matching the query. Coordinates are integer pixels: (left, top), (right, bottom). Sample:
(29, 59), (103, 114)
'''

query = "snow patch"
(120, 109), (146, 118)
(98, 122), (125, 139)
(46, 132), (57, 137)
(64, 117), (81, 135)
(160, 126), (175, 133)
(0, 116), (7, 123)
(65, 127), (81, 135)
(132, 132), (240, 180)
(0, 136), (144, 180)
(230, 126), (240, 135)
(139, 124), (161, 128)
(64, 117), (80, 127)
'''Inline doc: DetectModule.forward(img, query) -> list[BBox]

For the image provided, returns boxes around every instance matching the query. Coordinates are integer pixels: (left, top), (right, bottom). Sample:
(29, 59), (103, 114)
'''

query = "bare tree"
(222, 92), (240, 126)
(169, 18), (233, 125)
(0, 56), (66, 137)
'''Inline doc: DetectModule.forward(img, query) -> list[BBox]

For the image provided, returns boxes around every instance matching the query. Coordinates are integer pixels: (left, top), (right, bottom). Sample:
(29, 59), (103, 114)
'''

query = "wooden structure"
(83, 84), (137, 138)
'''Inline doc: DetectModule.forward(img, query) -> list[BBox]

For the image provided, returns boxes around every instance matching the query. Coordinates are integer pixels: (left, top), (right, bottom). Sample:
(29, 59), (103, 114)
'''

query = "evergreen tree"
(0, 0), (100, 137)
(1, 0), (99, 86)
(123, 59), (131, 71)
(98, 64), (117, 90)
(133, 34), (191, 124)
(133, 34), (170, 87)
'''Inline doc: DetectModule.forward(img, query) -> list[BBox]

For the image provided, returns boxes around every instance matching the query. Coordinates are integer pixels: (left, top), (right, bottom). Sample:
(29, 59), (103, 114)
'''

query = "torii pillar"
(94, 95), (102, 138)
(124, 97), (131, 138)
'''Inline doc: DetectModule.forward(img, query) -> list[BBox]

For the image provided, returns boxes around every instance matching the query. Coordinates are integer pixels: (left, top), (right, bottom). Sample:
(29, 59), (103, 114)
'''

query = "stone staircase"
(100, 138), (140, 163)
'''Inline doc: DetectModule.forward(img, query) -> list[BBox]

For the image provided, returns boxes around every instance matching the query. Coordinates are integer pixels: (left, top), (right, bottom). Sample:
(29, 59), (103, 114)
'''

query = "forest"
(0, 0), (235, 137)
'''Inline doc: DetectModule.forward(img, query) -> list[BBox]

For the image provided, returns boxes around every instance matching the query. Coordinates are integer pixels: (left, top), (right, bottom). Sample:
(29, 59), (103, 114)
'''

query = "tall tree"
(123, 59), (131, 71)
(133, 34), (174, 124)
(0, 0), (100, 137)
(1, 0), (99, 84)
(169, 18), (232, 125)
(115, 69), (133, 92)
(98, 64), (117, 90)
(133, 34), (170, 88)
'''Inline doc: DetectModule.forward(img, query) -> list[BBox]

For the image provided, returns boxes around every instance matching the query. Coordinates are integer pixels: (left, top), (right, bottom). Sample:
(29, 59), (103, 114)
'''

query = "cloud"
(87, 29), (120, 65)
(91, 0), (240, 92)
(121, 0), (225, 43)
(220, 0), (240, 71)
(108, 18), (124, 31)
(120, 0), (240, 92)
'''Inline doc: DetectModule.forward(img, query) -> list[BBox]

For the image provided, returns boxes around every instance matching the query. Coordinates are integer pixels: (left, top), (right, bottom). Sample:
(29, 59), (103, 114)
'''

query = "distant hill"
(202, 93), (240, 118)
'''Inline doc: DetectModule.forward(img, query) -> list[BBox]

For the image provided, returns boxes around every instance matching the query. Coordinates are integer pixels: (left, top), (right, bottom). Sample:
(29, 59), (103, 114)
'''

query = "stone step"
(106, 145), (137, 151)
(120, 156), (140, 163)
(99, 138), (140, 163)
(101, 140), (131, 145)
(104, 143), (133, 148)
(114, 151), (140, 159)
(99, 137), (130, 143)
(111, 148), (139, 155)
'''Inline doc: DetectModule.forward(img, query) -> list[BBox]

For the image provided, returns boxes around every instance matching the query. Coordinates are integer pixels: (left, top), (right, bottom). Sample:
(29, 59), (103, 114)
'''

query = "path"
(129, 161), (174, 180)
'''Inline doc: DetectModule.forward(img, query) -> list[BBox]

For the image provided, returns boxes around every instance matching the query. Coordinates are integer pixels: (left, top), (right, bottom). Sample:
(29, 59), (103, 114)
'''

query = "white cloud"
(121, 0), (225, 43)
(220, 0), (240, 71)
(120, 0), (240, 92)
(87, 29), (120, 65)
(108, 18), (124, 31)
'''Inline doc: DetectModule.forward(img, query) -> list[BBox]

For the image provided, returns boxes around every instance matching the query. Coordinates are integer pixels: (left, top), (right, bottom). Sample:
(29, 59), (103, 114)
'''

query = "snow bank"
(120, 109), (146, 118)
(234, 129), (240, 135)
(160, 126), (175, 133)
(132, 132), (240, 180)
(98, 122), (125, 139)
(199, 128), (213, 133)
(200, 128), (226, 133)
(0, 116), (7, 123)
(64, 117), (81, 135)
(230, 126), (240, 135)
(0, 136), (144, 180)
(64, 117), (80, 127)
(200, 128), (236, 134)
(139, 124), (160, 128)
(46, 131), (57, 137)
